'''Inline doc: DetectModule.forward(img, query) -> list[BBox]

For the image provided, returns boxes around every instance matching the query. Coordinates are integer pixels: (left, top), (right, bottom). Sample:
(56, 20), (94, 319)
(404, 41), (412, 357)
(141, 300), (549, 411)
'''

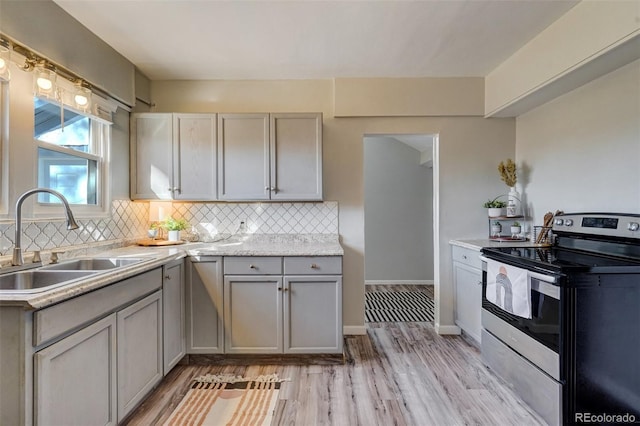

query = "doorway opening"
(363, 134), (439, 324)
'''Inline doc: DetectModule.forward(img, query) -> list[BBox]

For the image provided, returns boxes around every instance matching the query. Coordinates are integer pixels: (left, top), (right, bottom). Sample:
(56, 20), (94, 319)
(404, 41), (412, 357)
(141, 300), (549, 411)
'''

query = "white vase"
(167, 230), (181, 241)
(487, 207), (504, 218)
(507, 187), (521, 217)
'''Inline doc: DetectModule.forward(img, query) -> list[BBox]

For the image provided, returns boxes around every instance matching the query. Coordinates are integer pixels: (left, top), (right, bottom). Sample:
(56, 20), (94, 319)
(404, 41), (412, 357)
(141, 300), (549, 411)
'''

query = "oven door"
(480, 256), (562, 352)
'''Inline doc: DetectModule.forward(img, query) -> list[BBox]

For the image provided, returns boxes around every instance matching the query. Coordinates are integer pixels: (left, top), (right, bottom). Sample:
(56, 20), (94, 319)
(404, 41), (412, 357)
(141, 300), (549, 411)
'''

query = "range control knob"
(554, 219), (564, 226)
(628, 222), (640, 232)
(564, 219), (574, 226)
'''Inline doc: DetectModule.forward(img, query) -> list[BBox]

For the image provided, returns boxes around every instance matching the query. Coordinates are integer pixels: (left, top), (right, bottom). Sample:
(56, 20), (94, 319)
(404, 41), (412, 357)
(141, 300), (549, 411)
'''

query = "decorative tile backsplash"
(0, 200), (339, 254)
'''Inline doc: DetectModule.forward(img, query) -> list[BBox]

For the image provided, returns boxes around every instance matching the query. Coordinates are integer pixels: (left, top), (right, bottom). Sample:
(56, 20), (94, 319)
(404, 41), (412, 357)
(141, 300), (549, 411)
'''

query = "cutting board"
(137, 238), (185, 247)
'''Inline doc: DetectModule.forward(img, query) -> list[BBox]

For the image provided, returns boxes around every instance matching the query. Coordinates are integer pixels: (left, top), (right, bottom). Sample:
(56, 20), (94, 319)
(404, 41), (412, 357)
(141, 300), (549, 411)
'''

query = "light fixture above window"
(0, 39), (10, 81)
(73, 79), (92, 111)
(34, 61), (57, 97)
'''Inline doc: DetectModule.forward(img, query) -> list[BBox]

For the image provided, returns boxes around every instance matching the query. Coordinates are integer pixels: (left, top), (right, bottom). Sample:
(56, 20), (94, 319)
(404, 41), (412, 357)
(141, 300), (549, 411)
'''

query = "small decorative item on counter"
(510, 221), (522, 238)
(498, 158), (521, 217)
(491, 221), (502, 238)
(484, 196), (507, 217)
(161, 217), (189, 242)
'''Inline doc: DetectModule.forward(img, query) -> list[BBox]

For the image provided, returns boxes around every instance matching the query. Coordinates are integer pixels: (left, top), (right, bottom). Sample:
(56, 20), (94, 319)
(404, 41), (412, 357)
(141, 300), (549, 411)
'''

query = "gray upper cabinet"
(130, 113), (173, 200)
(270, 113), (323, 200)
(217, 114), (270, 200)
(218, 113), (323, 201)
(130, 113), (217, 200)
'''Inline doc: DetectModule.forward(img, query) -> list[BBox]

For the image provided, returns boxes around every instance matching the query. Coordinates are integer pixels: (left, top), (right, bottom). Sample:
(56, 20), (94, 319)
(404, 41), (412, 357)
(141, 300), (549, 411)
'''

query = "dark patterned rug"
(365, 291), (435, 322)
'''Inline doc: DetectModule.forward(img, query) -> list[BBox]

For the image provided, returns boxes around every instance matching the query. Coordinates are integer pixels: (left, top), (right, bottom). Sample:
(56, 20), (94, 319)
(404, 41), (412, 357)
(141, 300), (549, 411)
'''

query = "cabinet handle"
(462, 255), (467, 259)
(165, 275), (171, 280)
(249, 264), (256, 269)
(277, 287), (282, 291)
(283, 288), (288, 292)
(477, 280), (482, 286)
(310, 264), (319, 269)
(265, 187), (270, 191)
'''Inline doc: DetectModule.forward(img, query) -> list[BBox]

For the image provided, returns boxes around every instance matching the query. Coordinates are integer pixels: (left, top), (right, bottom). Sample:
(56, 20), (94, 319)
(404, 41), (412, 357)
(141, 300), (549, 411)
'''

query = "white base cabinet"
(452, 245), (483, 343)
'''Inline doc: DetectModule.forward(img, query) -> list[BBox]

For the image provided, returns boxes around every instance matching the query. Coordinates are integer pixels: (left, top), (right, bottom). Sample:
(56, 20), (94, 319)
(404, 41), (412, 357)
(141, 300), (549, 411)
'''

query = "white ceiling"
(53, 0), (578, 81)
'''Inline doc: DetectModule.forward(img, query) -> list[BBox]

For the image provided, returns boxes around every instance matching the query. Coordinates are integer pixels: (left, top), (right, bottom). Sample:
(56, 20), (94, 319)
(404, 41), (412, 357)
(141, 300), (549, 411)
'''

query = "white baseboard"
(434, 323), (461, 335)
(365, 280), (434, 285)
(343, 325), (367, 335)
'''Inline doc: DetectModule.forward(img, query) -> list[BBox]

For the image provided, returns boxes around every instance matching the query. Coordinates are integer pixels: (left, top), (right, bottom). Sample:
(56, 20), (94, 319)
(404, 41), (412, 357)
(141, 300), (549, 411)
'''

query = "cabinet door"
(284, 276), (342, 354)
(173, 114), (217, 200)
(453, 262), (483, 342)
(130, 113), (173, 200)
(34, 314), (117, 426)
(224, 276), (283, 353)
(186, 257), (224, 353)
(270, 113), (323, 201)
(163, 259), (185, 374)
(117, 291), (163, 422)
(217, 113), (270, 200)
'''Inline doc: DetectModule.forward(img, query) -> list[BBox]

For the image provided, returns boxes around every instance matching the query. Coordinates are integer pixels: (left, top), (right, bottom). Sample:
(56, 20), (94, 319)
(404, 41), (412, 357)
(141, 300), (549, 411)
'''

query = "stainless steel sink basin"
(0, 270), (98, 292)
(41, 257), (145, 271)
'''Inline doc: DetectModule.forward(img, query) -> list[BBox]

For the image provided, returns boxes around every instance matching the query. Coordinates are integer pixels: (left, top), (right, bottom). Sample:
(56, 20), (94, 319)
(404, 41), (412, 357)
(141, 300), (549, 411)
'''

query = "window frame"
(33, 103), (111, 218)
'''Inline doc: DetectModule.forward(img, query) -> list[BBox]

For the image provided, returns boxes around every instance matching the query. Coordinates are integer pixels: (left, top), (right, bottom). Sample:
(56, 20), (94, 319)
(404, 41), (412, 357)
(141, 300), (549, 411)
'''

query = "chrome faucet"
(12, 188), (79, 266)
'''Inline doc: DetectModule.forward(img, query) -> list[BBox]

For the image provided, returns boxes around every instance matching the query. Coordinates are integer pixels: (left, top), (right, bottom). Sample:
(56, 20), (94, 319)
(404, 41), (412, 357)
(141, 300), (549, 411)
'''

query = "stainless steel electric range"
(480, 212), (640, 426)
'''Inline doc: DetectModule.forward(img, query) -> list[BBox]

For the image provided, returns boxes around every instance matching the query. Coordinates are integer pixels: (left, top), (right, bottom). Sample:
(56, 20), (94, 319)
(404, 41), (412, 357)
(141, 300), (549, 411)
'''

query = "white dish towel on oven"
(486, 260), (531, 319)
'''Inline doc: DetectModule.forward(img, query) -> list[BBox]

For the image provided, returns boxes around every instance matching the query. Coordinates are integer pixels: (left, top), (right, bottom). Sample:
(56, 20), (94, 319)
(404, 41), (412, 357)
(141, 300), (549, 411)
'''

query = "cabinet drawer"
(451, 245), (482, 269)
(224, 257), (282, 275)
(284, 256), (342, 275)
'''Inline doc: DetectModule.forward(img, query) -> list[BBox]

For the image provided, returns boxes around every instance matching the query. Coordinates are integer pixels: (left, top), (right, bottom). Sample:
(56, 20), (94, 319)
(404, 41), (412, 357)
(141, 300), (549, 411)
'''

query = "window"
(34, 97), (108, 208)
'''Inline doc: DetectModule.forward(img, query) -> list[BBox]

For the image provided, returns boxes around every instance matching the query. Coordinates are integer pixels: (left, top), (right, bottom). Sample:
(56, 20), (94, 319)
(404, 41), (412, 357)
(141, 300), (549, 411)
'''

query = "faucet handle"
(32, 250), (42, 263)
(50, 251), (64, 264)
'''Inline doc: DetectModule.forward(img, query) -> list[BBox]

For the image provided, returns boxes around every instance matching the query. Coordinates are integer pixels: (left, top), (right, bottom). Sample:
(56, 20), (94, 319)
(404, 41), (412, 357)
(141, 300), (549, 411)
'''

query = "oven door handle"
(479, 255), (559, 284)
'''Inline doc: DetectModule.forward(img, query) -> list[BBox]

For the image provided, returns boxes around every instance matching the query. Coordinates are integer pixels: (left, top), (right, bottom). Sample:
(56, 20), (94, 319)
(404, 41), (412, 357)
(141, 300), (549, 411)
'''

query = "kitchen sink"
(0, 270), (98, 292)
(41, 257), (146, 271)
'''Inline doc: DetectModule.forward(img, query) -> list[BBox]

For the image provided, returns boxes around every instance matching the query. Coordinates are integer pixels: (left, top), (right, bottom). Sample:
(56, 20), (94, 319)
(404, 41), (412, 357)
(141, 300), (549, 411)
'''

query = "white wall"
(516, 59), (640, 222)
(364, 136), (433, 282)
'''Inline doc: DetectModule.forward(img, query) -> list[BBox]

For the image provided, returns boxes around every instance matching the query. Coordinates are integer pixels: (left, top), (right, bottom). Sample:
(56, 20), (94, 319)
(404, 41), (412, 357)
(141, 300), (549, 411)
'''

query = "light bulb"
(37, 76), (53, 91)
(74, 93), (88, 106)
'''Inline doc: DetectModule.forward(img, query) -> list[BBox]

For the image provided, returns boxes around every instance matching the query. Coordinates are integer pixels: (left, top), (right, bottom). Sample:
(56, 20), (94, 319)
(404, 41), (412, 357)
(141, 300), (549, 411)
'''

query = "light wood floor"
(124, 286), (545, 426)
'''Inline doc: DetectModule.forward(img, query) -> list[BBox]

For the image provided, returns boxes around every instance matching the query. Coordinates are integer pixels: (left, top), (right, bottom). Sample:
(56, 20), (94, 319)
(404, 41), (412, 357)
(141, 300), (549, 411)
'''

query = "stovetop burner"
(482, 213), (640, 276)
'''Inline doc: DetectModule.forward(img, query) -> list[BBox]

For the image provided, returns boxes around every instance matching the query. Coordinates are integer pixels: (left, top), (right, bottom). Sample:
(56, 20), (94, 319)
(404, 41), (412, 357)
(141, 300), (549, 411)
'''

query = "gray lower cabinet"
(185, 256), (224, 353)
(34, 314), (118, 426)
(222, 256), (343, 354)
(284, 275), (342, 354)
(163, 259), (186, 373)
(28, 267), (166, 424)
(117, 291), (163, 422)
(223, 275), (284, 354)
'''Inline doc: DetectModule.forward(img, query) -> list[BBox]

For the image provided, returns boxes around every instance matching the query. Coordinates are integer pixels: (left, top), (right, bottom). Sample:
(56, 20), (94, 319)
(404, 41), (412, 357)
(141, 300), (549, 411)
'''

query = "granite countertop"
(187, 234), (344, 257)
(449, 238), (548, 251)
(0, 234), (343, 309)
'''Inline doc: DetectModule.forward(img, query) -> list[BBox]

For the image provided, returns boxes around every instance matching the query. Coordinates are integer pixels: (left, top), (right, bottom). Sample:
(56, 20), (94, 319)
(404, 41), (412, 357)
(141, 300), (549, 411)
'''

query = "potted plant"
(161, 217), (189, 241)
(510, 221), (522, 237)
(483, 197), (507, 217)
